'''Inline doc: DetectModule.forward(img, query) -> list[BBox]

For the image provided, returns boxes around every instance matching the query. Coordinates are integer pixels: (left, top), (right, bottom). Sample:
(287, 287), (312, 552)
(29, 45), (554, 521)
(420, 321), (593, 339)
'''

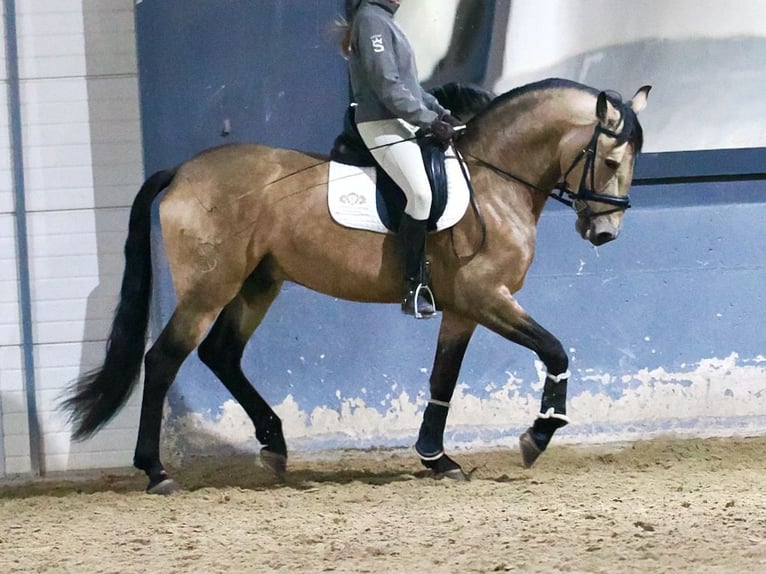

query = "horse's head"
(558, 86), (651, 246)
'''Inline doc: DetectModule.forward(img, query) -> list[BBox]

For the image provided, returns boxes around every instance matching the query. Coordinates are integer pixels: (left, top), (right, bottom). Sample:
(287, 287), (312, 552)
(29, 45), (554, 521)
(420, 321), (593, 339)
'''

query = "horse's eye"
(604, 158), (620, 170)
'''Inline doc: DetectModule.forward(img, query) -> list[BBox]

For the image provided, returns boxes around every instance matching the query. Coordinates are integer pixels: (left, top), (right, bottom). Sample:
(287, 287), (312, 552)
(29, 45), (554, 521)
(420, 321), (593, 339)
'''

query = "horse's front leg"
(480, 290), (570, 468)
(415, 311), (477, 480)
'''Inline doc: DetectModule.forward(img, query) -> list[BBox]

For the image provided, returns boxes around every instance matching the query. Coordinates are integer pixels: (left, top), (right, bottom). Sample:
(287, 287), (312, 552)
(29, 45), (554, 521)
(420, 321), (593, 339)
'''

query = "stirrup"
(414, 283), (437, 319)
(402, 283), (437, 319)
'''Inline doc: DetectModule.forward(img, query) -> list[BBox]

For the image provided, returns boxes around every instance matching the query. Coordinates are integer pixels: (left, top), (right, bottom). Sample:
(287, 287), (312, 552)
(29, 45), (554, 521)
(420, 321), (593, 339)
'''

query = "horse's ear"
(596, 92), (609, 122)
(630, 85), (651, 113)
(596, 91), (620, 125)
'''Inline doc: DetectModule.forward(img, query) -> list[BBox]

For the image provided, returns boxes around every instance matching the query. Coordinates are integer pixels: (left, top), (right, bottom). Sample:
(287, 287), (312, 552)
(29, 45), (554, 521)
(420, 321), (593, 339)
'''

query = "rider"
(342, 0), (460, 318)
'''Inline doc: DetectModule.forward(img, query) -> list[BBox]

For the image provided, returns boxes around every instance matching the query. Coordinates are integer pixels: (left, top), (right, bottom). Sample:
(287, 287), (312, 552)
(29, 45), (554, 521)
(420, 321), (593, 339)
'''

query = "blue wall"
(136, 0), (349, 170)
(136, 2), (766, 455)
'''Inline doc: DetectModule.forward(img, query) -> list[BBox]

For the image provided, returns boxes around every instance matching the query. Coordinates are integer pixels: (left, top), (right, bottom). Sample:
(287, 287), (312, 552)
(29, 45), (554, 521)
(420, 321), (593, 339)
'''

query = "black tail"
(62, 169), (177, 440)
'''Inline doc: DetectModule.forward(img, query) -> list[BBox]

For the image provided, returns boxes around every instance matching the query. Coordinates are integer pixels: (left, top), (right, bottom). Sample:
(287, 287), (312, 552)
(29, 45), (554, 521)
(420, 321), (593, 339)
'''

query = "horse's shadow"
(169, 445), (533, 492)
(0, 451), (428, 499)
(0, 448), (533, 499)
(172, 452), (429, 492)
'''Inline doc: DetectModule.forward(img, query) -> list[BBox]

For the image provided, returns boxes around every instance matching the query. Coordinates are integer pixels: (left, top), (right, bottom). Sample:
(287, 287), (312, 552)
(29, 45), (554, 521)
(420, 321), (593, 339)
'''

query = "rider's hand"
(429, 118), (455, 148)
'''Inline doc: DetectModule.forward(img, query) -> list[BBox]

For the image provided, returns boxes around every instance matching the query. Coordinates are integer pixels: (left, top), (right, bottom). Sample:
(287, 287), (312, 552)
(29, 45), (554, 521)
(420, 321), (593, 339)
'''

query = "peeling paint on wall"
(164, 353), (766, 462)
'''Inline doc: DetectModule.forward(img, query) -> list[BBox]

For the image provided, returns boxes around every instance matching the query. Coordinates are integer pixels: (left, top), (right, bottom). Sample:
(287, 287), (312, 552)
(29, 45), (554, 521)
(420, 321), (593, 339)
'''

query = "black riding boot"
(398, 214), (437, 318)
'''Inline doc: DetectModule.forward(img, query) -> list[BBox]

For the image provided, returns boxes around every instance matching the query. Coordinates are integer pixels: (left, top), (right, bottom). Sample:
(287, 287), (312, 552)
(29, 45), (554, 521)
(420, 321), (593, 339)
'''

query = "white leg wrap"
(417, 448), (445, 461)
(546, 369), (570, 383)
(537, 407), (571, 424)
(428, 399), (450, 408)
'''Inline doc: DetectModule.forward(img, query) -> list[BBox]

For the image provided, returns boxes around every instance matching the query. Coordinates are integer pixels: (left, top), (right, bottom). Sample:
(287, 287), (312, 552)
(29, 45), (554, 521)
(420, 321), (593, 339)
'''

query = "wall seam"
(4, 0), (43, 477)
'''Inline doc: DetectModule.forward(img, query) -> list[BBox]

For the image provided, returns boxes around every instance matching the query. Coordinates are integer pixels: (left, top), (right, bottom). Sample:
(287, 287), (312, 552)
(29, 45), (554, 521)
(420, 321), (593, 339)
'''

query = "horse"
(62, 77), (650, 494)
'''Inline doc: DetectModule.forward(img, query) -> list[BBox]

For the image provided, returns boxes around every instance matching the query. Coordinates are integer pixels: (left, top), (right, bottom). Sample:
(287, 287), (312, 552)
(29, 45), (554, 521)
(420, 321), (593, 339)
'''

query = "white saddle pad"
(327, 150), (471, 234)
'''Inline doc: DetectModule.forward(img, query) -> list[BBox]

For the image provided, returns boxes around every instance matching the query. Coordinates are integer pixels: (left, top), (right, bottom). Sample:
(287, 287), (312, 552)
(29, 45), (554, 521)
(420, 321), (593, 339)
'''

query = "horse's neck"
(456, 93), (597, 226)
(479, 100), (576, 176)
(460, 98), (573, 199)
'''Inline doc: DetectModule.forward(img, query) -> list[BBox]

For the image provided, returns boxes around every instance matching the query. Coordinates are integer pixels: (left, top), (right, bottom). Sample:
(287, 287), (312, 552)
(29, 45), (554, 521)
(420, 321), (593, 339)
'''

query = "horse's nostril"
(593, 231), (616, 246)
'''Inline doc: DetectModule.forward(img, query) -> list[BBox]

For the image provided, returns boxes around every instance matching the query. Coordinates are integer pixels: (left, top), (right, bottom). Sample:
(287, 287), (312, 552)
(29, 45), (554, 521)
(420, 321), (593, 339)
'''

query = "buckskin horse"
(62, 78), (650, 493)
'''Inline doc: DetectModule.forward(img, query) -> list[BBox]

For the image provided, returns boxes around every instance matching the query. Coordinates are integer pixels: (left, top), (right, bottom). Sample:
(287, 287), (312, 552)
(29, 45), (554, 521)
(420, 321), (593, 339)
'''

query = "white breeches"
(356, 118), (432, 220)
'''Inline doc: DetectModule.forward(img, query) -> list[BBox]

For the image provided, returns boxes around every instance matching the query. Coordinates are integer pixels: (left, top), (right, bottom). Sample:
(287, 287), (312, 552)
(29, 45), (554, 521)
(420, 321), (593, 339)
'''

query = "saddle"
(329, 106), (449, 232)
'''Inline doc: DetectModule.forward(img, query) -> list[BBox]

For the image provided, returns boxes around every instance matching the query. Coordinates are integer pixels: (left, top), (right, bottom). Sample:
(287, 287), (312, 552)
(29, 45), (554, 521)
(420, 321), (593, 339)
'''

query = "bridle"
(550, 123), (631, 216)
(464, 120), (633, 217)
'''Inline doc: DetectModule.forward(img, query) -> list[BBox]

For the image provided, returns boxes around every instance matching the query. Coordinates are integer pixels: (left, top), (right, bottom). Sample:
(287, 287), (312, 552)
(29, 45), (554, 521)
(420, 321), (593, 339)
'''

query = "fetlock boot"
(398, 214), (437, 318)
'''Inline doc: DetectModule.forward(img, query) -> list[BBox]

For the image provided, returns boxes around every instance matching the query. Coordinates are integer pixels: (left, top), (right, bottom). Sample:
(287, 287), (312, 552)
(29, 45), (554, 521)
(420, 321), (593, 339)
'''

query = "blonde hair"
(335, 16), (353, 59)
(334, 1), (364, 59)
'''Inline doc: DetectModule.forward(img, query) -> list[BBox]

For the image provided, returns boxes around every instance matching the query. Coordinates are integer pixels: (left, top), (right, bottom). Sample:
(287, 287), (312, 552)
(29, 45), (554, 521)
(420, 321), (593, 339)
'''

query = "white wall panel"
(1, 0), (144, 478)
(16, 1), (86, 79)
(0, 82), (11, 214)
(82, 0), (137, 76)
(0, 2), (6, 80)
(34, 340), (143, 472)
(18, 0), (83, 12)
(86, 76), (143, 209)
(20, 78), (94, 212)
(0, 178), (14, 215)
(16, 80), (142, 213)
(26, 207), (128, 345)
(0, 346), (31, 476)
(18, 34), (86, 79)
(0, 215), (20, 347)
(0, 306), (21, 347)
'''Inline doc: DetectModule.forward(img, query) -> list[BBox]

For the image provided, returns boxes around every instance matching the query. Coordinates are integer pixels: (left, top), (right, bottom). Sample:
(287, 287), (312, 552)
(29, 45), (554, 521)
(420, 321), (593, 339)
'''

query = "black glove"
(428, 118), (455, 147)
(441, 113), (462, 127)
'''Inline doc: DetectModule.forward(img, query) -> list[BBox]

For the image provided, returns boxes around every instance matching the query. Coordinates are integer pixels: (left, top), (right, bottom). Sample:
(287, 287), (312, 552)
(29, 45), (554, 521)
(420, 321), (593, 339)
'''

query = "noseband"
(465, 121), (632, 217)
(549, 123), (630, 216)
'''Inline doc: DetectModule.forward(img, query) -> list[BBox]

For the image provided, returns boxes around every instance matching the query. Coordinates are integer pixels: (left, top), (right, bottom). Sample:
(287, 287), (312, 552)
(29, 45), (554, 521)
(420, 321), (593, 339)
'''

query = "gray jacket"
(348, 0), (447, 128)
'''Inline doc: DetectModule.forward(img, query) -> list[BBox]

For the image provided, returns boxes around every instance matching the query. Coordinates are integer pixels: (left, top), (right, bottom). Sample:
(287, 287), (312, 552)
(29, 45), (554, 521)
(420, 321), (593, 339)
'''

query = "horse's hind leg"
(197, 270), (288, 477)
(134, 304), (224, 494)
(415, 311), (477, 480)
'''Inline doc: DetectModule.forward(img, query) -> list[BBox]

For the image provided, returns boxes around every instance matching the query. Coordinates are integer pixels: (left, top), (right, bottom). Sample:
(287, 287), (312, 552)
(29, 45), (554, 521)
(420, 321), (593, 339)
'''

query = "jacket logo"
(370, 34), (385, 53)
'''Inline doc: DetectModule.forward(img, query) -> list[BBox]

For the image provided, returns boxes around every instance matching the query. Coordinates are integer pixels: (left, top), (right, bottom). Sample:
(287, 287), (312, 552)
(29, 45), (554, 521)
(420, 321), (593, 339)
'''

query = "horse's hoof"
(440, 467), (468, 481)
(147, 478), (181, 495)
(421, 454), (468, 481)
(519, 429), (543, 468)
(260, 448), (287, 478)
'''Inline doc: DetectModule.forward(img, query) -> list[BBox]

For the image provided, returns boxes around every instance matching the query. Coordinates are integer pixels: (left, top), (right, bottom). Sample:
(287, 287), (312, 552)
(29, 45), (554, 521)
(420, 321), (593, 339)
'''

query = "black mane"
(429, 82), (495, 123)
(476, 78), (644, 153)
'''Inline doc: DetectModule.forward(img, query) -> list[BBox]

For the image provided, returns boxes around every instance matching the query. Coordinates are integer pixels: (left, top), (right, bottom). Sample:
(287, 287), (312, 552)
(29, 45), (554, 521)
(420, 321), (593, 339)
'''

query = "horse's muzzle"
(576, 216), (620, 246)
